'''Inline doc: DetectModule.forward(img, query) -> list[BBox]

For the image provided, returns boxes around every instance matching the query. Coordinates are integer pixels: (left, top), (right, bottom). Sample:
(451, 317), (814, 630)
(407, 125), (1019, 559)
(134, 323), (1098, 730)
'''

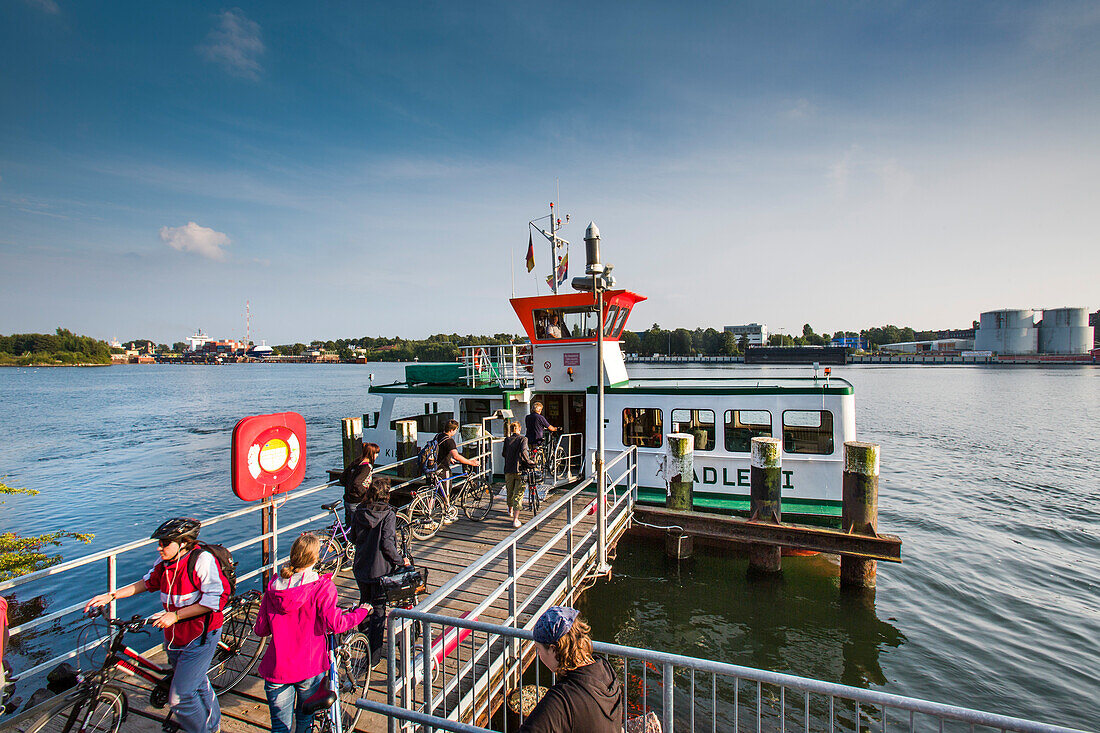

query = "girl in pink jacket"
(254, 533), (369, 733)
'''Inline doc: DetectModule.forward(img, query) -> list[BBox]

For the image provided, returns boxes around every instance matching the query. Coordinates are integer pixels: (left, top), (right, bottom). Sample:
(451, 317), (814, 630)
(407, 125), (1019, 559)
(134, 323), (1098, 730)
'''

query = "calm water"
(1, 364), (1097, 729)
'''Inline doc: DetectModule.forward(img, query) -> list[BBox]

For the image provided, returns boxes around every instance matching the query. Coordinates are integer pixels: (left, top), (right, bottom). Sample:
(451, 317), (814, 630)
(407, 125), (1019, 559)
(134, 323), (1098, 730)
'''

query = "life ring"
(473, 348), (489, 374)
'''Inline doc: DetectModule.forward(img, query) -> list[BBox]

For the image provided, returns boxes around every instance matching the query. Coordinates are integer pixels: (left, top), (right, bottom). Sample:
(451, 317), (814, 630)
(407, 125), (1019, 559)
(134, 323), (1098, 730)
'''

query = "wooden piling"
(841, 441), (880, 589)
(341, 416), (362, 469)
(665, 433), (695, 558)
(395, 419), (418, 480)
(748, 437), (782, 573)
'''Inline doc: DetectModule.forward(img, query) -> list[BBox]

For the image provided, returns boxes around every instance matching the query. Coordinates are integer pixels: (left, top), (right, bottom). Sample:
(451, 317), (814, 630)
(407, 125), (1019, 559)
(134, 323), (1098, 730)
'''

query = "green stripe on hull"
(633, 487), (842, 527)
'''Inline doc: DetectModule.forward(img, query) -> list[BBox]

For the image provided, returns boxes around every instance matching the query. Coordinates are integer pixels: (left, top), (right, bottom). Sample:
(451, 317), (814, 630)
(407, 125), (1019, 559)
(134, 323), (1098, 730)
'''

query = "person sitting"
(253, 533), (369, 733)
(518, 606), (623, 733)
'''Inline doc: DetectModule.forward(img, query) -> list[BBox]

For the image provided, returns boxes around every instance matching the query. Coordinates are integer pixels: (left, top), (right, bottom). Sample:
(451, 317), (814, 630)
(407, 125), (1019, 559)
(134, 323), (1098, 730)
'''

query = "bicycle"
(298, 630), (371, 733)
(523, 467), (542, 516)
(25, 610), (163, 733)
(316, 501), (356, 577)
(531, 436), (568, 483)
(208, 589), (267, 694)
(405, 468), (493, 541)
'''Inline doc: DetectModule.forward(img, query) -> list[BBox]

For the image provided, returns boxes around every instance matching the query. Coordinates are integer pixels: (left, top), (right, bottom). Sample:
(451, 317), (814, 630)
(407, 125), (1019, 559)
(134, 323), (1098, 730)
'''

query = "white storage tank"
(1038, 307), (1092, 354)
(974, 309), (1038, 355)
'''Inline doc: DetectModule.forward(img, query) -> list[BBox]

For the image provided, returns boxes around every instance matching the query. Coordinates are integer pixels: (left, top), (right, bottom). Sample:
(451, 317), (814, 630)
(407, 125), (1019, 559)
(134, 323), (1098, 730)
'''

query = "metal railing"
(541, 431), (585, 484)
(459, 343), (535, 388)
(0, 432), (494, 720)
(372, 612), (1089, 733)
(385, 446), (638, 732)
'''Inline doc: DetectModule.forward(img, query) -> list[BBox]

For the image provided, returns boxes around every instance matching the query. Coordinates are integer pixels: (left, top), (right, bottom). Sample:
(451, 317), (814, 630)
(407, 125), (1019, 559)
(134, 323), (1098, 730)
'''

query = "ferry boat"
(363, 220), (856, 526)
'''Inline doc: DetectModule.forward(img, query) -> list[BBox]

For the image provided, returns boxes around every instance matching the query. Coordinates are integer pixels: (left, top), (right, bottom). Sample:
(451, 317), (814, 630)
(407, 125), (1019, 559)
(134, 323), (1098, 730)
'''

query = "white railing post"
(421, 619), (434, 733)
(106, 554), (117, 618)
(663, 662), (675, 732)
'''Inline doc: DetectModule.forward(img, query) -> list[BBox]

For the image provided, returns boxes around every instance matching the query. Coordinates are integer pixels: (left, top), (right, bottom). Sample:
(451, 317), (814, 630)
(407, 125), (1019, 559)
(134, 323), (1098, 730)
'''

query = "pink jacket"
(253, 572), (370, 683)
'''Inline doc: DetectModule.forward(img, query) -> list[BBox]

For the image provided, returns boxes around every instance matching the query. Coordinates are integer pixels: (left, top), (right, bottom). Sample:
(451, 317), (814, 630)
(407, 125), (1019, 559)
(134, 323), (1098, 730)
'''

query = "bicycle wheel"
(552, 444), (569, 481)
(407, 493), (443, 540)
(527, 483), (540, 515)
(26, 685), (127, 733)
(317, 535), (344, 576)
(337, 632), (371, 732)
(210, 594), (268, 694)
(394, 511), (413, 556)
(460, 478), (493, 521)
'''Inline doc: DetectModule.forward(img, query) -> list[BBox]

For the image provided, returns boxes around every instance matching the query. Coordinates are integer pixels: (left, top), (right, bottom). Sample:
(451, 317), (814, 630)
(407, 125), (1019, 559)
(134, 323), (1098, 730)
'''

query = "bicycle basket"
(380, 566), (429, 605)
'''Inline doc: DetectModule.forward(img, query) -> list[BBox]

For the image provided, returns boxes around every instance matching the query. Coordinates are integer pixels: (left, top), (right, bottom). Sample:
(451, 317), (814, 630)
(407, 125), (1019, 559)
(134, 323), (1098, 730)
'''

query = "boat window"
(671, 409), (715, 451)
(782, 410), (834, 455)
(612, 307), (630, 336)
(603, 305), (620, 336)
(533, 308), (598, 340)
(724, 410), (772, 452)
(459, 399), (492, 428)
(622, 408), (663, 448)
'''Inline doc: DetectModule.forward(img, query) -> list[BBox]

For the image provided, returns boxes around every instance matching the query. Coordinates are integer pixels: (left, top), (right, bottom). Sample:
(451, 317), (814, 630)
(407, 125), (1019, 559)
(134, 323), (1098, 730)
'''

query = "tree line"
(270, 333), (524, 361)
(0, 328), (113, 366)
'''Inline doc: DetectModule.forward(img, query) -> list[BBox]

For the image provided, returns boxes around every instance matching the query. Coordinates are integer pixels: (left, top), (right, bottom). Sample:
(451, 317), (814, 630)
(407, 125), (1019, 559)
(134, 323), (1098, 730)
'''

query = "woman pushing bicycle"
(340, 441), (380, 526)
(349, 476), (411, 663)
(253, 532), (369, 733)
(84, 517), (230, 733)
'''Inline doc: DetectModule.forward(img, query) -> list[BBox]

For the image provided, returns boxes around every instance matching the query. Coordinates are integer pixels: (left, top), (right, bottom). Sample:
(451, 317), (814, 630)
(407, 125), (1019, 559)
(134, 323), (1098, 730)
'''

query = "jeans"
(356, 579), (387, 656)
(264, 672), (325, 733)
(344, 501), (359, 528)
(166, 626), (222, 733)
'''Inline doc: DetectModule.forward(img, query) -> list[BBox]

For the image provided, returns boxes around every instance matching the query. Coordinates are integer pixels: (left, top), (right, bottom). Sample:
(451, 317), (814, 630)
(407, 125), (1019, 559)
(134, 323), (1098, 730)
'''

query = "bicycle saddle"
(321, 502), (340, 512)
(299, 682), (337, 716)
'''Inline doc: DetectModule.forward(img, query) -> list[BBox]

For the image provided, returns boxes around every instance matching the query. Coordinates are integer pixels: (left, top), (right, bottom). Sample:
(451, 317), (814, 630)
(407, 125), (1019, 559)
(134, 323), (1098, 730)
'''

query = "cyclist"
(524, 402), (559, 465)
(340, 442), (380, 526)
(349, 477), (411, 663)
(431, 419), (480, 524)
(254, 532), (369, 733)
(84, 517), (230, 733)
(502, 421), (535, 529)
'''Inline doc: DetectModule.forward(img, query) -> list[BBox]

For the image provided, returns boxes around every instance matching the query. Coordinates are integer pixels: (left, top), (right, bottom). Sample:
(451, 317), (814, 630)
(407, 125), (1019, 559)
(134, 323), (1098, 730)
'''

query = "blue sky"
(2, 1), (1098, 344)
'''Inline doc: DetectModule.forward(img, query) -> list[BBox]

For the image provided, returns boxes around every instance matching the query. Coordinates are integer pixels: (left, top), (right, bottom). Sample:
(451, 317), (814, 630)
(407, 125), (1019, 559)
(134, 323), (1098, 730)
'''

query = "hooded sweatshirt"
(518, 657), (623, 733)
(253, 571), (369, 683)
(349, 502), (404, 581)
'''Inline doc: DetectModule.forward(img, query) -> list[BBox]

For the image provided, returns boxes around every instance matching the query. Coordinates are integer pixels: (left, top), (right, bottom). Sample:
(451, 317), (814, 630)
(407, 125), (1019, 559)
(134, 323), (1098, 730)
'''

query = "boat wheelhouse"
(362, 285), (856, 525)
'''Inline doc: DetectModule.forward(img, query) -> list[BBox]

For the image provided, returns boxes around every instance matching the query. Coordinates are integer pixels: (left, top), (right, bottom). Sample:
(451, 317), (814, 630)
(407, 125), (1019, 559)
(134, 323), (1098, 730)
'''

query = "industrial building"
(723, 323), (768, 346)
(974, 307), (1093, 355)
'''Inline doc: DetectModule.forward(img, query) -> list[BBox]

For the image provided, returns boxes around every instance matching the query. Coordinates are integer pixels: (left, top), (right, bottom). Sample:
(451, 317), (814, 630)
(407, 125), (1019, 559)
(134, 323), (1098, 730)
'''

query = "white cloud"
(785, 98), (817, 120)
(198, 9), (264, 80)
(160, 222), (231, 261)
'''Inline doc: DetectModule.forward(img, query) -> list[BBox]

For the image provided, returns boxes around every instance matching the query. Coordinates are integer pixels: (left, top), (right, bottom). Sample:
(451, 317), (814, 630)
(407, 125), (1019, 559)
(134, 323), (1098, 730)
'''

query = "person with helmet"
(85, 518), (229, 733)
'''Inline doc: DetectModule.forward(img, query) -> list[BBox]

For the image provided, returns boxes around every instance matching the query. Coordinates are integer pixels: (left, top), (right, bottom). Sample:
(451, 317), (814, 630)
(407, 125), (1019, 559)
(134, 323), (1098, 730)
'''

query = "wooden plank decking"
(111, 489), (632, 732)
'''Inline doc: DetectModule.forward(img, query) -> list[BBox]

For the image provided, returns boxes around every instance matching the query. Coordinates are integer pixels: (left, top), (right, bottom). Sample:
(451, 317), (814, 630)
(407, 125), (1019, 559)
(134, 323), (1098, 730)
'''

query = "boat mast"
(549, 202), (557, 295)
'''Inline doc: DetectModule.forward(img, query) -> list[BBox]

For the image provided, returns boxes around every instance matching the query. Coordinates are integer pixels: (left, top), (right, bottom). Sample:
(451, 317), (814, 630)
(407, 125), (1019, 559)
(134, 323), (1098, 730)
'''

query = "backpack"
(186, 542), (238, 598)
(418, 435), (441, 476)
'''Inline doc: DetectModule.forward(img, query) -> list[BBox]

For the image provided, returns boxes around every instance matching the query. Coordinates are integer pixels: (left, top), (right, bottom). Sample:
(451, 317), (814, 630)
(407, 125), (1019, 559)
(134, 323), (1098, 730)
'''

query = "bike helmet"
(150, 517), (200, 543)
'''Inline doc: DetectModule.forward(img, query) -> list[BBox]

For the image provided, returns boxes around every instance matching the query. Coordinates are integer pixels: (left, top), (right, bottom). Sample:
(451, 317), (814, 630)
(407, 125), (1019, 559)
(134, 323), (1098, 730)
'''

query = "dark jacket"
(502, 434), (534, 474)
(340, 460), (373, 505)
(349, 502), (404, 581)
(518, 658), (622, 733)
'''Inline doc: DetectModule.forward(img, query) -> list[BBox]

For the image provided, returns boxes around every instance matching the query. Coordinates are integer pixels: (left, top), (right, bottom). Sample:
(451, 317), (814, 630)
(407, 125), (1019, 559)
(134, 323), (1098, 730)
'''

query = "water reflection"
(582, 538), (906, 694)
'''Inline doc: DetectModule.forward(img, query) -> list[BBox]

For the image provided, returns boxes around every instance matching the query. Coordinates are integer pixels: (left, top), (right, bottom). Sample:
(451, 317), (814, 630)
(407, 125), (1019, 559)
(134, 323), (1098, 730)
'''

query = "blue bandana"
(533, 606), (579, 645)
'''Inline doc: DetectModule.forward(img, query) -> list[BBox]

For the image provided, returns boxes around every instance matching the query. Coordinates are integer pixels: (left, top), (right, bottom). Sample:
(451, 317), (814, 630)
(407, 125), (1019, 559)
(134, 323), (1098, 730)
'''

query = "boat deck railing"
(384, 446), (639, 730)
(371, 609), (1088, 733)
(0, 432), (496, 727)
(458, 343), (535, 389)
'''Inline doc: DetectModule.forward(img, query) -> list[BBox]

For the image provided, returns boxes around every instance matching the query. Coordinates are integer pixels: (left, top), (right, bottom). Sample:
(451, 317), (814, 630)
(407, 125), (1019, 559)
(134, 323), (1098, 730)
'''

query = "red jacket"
(253, 572), (369, 683)
(143, 548), (230, 648)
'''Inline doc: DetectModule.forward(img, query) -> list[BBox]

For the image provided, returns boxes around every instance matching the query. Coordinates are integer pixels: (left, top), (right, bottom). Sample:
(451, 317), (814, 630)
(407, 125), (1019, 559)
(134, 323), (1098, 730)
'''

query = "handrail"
(387, 611), (1090, 733)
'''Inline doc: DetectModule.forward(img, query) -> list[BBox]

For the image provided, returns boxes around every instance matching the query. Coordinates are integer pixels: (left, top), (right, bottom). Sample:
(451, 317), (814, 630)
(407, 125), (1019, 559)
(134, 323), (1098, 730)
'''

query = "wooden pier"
(108, 483), (634, 733)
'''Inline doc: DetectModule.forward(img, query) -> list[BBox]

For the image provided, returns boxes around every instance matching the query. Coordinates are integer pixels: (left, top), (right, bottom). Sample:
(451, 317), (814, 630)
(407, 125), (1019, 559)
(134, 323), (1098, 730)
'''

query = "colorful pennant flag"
(525, 231), (535, 272)
(546, 252), (568, 288)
